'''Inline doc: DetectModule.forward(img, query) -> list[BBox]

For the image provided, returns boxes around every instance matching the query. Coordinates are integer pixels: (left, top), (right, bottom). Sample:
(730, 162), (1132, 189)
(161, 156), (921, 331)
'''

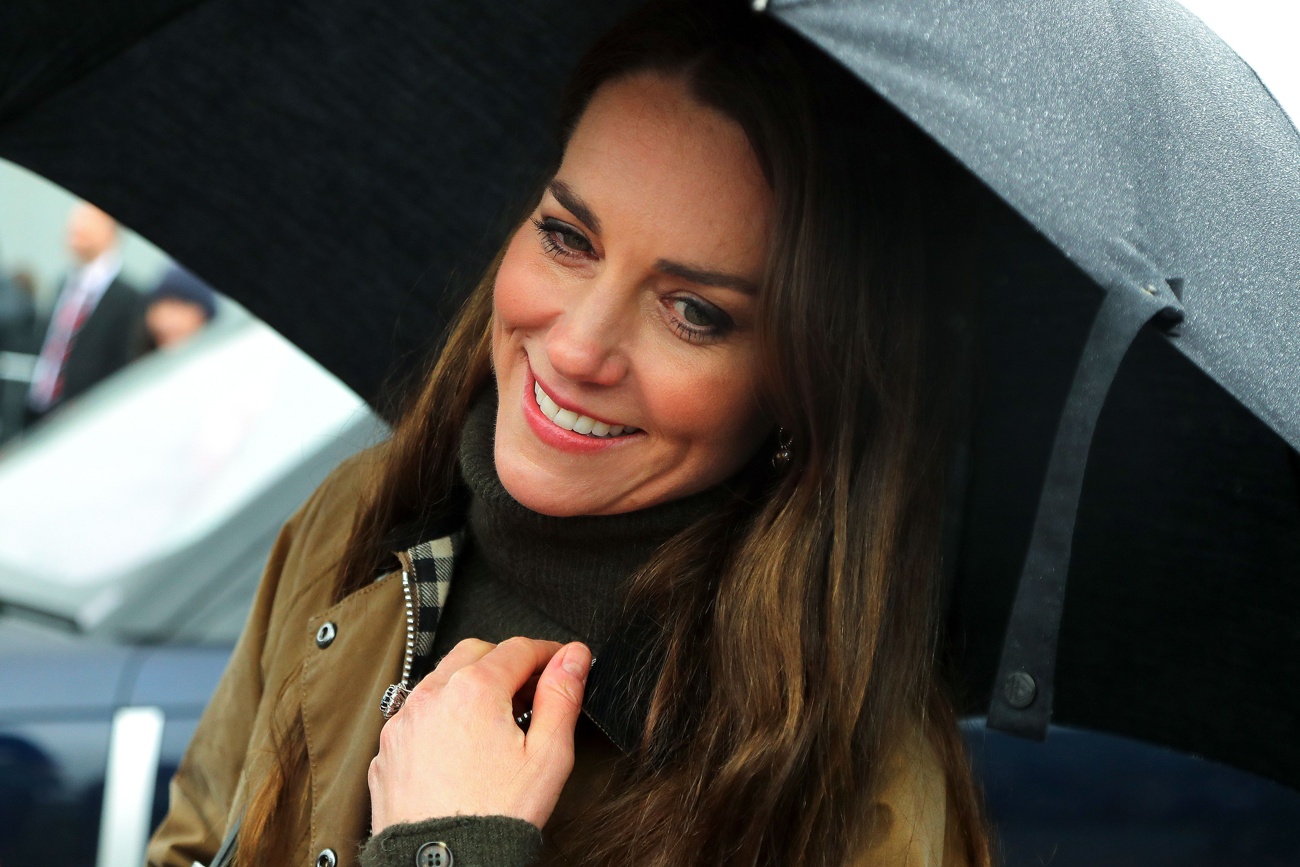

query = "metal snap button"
(316, 621), (337, 649)
(1002, 670), (1037, 709)
(415, 841), (453, 867)
(316, 848), (338, 867)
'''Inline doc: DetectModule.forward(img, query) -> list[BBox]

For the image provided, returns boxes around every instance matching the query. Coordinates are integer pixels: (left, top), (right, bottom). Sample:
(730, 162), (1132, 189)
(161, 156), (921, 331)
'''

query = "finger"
(526, 642), (591, 750)
(421, 638), (496, 692)
(474, 637), (565, 693)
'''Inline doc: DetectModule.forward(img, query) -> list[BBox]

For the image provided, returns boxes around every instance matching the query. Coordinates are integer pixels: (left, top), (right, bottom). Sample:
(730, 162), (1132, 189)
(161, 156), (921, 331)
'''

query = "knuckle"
(445, 666), (504, 706)
(446, 665), (491, 696)
(377, 719), (398, 752)
(498, 635), (533, 652)
(545, 670), (584, 708)
(454, 637), (494, 655)
(540, 679), (575, 710)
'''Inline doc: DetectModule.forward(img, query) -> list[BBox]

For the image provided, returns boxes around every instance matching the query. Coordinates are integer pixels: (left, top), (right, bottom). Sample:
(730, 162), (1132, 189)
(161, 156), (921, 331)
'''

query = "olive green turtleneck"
(429, 387), (724, 660)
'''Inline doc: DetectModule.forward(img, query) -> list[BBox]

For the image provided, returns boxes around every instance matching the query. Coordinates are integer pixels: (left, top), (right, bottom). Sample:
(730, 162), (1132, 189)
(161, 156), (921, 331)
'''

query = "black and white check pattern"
(403, 531), (463, 679)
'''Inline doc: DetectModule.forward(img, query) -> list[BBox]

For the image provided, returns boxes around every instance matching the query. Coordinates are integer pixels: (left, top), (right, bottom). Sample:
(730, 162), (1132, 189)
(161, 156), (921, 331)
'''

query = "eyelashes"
(531, 215), (736, 343)
(533, 217), (593, 259)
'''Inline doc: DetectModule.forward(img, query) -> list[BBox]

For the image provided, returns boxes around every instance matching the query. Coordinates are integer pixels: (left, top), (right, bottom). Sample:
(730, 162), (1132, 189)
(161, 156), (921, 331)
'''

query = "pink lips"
(522, 366), (639, 454)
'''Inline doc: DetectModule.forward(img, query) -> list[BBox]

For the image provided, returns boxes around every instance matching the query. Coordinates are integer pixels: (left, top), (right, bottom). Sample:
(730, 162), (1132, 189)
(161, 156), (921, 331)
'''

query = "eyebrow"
(548, 178), (760, 295)
(655, 260), (759, 295)
(549, 180), (601, 235)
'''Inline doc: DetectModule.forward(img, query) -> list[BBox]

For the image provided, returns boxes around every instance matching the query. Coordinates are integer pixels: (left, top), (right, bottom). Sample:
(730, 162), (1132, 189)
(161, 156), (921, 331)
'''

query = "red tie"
(30, 282), (95, 409)
(47, 291), (95, 404)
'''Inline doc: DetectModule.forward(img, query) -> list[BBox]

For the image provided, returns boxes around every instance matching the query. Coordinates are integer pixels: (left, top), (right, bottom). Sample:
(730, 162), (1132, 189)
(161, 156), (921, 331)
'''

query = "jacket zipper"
(378, 551), (419, 719)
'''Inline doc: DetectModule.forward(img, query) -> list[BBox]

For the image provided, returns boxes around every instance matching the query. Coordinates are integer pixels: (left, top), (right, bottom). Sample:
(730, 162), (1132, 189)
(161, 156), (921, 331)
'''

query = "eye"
(533, 217), (594, 258)
(667, 296), (734, 343)
(676, 299), (714, 327)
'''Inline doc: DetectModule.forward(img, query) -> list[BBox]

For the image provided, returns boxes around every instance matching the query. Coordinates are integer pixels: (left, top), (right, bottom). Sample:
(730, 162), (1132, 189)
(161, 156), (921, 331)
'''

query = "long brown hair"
(240, 2), (992, 864)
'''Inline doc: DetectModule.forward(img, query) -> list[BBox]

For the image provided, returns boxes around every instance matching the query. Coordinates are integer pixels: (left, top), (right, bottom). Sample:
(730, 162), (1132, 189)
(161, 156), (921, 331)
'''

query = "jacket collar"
(578, 611), (660, 753)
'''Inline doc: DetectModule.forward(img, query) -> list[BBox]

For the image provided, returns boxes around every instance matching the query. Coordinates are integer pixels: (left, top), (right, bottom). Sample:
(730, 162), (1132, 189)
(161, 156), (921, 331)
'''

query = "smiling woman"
(493, 72), (771, 516)
(147, 2), (990, 866)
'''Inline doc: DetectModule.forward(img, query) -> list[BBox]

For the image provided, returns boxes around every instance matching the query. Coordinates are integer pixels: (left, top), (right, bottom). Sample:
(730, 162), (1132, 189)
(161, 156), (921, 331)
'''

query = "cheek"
(492, 226), (554, 338)
(647, 352), (767, 462)
(492, 230), (537, 371)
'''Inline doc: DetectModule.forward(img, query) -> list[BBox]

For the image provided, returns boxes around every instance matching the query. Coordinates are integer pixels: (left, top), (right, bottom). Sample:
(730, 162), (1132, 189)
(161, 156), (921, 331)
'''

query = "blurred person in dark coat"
(0, 255), (38, 442)
(144, 265), (217, 349)
(0, 272), (34, 354)
(25, 202), (145, 422)
(0, 245), (35, 354)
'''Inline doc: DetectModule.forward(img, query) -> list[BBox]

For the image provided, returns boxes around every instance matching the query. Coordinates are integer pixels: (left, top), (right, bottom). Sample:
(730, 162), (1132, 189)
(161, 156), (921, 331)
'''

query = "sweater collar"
(457, 385), (725, 648)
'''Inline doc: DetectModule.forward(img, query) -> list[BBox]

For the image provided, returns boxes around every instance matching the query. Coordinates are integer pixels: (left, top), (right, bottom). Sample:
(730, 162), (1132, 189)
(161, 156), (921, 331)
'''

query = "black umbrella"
(2, 0), (1297, 788)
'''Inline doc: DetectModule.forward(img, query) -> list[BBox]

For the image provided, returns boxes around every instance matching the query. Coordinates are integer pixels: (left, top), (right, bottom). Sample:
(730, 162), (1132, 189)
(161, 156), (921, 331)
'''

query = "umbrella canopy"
(2, 0), (1297, 786)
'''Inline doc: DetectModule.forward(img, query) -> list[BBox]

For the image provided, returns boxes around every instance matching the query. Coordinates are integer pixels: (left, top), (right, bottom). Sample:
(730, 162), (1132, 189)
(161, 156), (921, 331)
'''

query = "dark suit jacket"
(55, 277), (147, 407)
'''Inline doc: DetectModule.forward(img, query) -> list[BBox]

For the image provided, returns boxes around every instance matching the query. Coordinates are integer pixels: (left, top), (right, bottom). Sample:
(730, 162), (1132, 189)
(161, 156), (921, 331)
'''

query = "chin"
(493, 446), (595, 517)
(499, 475), (606, 517)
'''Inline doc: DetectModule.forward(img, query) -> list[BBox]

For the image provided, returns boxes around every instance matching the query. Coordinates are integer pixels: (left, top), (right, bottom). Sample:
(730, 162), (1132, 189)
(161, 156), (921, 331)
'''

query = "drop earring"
(771, 427), (793, 470)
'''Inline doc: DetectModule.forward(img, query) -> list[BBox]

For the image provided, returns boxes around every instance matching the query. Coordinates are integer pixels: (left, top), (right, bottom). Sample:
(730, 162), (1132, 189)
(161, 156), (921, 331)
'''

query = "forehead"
(71, 205), (107, 227)
(558, 72), (772, 269)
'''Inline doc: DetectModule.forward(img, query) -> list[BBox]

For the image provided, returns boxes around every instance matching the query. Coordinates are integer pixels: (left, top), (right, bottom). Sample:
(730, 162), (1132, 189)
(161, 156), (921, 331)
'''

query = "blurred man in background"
(25, 202), (144, 423)
(144, 265), (217, 349)
(0, 247), (37, 442)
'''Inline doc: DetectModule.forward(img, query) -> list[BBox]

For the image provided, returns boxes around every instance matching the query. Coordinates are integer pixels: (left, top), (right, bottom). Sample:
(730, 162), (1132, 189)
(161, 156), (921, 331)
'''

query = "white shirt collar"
(68, 249), (123, 308)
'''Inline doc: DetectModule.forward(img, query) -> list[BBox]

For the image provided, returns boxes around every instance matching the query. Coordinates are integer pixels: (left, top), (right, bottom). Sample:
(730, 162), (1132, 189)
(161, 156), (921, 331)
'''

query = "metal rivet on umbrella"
(1003, 671), (1037, 709)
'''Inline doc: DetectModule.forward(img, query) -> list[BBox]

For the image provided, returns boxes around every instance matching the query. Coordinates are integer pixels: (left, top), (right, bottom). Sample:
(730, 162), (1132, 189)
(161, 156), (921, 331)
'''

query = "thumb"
(527, 642), (591, 752)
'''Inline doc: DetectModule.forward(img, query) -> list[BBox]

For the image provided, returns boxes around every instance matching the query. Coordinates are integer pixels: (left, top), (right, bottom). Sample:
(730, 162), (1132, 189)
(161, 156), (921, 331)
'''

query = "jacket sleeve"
(849, 728), (968, 867)
(359, 817), (542, 867)
(146, 451), (371, 867)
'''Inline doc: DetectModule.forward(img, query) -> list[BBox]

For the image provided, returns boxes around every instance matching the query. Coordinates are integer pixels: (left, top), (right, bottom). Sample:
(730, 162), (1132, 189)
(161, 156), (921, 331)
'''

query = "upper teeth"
(534, 382), (637, 437)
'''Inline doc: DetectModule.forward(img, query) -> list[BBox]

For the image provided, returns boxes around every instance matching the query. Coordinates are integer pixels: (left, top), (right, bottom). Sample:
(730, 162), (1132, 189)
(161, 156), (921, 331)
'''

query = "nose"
(544, 282), (631, 386)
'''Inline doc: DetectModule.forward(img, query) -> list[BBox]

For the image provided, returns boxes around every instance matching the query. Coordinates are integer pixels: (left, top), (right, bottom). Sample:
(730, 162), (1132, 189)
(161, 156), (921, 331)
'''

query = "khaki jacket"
(147, 449), (966, 867)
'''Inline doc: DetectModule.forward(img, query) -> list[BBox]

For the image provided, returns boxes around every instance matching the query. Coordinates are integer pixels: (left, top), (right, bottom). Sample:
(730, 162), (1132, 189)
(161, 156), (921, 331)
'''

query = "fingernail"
(562, 644), (589, 682)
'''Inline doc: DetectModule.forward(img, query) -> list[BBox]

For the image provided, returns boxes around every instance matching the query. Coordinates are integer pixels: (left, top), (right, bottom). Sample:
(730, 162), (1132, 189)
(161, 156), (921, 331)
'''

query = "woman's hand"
(368, 636), (592, 833)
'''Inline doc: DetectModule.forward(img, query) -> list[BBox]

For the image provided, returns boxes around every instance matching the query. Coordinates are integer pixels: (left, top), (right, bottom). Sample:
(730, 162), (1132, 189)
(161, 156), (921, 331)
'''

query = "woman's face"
(491, 72), (773, 516)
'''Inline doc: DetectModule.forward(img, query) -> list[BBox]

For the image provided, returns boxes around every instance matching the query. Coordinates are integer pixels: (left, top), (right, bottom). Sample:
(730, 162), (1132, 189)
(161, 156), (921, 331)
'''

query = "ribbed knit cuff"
(359, 816), (543, 867)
